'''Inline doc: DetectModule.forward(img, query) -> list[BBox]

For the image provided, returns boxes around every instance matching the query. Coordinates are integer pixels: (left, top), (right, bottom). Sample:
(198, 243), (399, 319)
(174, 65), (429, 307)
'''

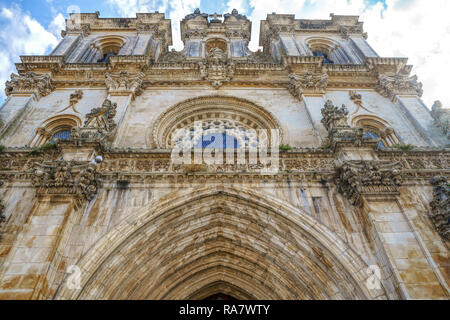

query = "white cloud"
(226, 0), (246, 13)
(0, 5), (60, 102)
(48, 13), (66, 39)
(243, 0), (450, 108)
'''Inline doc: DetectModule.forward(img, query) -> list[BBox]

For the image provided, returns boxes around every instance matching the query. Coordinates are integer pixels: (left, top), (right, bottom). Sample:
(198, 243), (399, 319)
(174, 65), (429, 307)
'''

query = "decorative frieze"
(199, 48), (235, 88)
(287, 72), (328, 100)
(376, 73), (423, 101)
(105, 71), (145, 98)
(31, 161), (100, 202)
(4, 72), (55, 100)
(336, 160), (403, 205)
(429, 176), (450, 240)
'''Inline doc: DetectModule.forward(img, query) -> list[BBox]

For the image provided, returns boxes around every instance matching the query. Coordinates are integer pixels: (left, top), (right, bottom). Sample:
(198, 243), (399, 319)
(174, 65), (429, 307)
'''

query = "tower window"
(313, 50), (333, 64)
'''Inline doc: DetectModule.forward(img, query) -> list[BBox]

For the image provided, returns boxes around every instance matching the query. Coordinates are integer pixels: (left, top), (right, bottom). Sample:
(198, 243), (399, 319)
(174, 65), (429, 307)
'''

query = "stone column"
(0, 161), (100, 299)
(104, 71), (145, 147)
(336, 160), (449, 299)
(0, 72), (55, 144)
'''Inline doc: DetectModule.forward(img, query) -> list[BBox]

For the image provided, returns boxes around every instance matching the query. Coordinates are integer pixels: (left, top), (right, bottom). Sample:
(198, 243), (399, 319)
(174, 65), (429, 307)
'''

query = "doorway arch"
(54, 186), (387, 300)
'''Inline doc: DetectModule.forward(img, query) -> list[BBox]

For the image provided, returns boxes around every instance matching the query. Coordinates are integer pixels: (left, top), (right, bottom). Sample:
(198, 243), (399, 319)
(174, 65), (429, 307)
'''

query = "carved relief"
(336, 161), (403, 205)
(376, 73), (423, 101)
(71, 99), (117, 144)
(105, 71), (145, 97)
(321, 100), (382, 149)
(32, 161), (100, 202)
(159, 49), (185, 63)
(429, 176), (450, 240)
(349, 90), (374, 114)
(287, 72), (328, 101)
(57, 90), (83, 113)
(199, 48), (235, 88)
(5, 72), (55, 99)
(321, 100), (349, 132)
(431, 101), (450, 139)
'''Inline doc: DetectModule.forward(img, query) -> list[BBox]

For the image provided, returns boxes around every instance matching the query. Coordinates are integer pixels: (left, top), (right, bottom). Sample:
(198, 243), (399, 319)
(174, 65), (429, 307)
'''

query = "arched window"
(151, 96), (282, 149)
(30, 115), (81, 147)
(90, 36), (126, 63)
(353, 116), (401, 148)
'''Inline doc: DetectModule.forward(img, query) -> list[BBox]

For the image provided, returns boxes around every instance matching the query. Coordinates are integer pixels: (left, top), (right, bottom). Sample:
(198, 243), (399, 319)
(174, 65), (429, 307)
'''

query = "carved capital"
(31, 161), (100, 203)
(105, 71), (145, 98)
(376, 73), (423, 101)
(336, 161), (403, 205)
(287, 72), (328, 101)
(429, 176), (450, 240)
(5, 72), (55, 99)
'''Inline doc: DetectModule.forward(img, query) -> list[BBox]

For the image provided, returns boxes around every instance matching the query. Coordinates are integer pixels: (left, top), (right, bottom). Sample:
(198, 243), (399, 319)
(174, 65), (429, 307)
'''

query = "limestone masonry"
(0, 9), (448, 300)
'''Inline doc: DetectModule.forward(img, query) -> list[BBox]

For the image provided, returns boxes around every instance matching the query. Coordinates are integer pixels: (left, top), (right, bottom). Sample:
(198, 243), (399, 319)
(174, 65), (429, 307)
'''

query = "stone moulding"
(5, 72), (55, 100)
(105, 71), (145, 98)
(150, 95), (283, 148)
(199, 48), (236, 88)
(376, 73), (423, 101)
(287, 72), (328, 101)
(429, 176), (450, 241)
(336, 160), (403, 206)
(31, 160), (100, 204)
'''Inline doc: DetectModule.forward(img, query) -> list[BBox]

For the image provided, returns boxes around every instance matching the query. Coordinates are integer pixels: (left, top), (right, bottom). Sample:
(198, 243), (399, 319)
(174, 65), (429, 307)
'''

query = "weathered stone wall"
(0, 11), (448, 300)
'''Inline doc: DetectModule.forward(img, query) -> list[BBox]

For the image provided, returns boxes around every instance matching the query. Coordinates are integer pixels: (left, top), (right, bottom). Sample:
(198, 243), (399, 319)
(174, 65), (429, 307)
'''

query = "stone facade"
(0, 10), (449, 300)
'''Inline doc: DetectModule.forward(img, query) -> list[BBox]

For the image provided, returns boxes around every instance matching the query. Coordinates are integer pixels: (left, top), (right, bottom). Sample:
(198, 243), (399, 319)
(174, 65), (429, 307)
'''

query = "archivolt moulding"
(149, 95), (283, 148)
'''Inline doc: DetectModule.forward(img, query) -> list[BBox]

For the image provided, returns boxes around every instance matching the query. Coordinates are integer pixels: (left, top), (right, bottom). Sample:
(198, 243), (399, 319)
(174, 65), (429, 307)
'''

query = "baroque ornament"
(199, 48), (235, 89)
(71, 99), (118, 144)
(321, 100), (349, 132)
(5, 72), (55, 99)
(105, 71), (145, 97)
(376, 73), (423, 101)
(431, 101), (450, 139)
(57, 90), (83, 114)
(32, 161), (100, 202)
(287, 72), (328, 101)
(349, 90), (374, 115)
(336, 161), (403, 205)
(429, 176), (450, 240)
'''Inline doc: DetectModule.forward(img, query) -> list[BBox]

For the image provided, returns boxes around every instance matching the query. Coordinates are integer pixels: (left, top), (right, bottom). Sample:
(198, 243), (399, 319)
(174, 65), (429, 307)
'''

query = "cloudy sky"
(0, 0), (449, 109)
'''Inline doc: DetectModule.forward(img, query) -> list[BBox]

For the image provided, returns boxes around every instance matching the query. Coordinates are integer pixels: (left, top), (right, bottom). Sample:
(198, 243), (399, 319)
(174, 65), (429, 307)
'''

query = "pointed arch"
(54, 186), (387, 300)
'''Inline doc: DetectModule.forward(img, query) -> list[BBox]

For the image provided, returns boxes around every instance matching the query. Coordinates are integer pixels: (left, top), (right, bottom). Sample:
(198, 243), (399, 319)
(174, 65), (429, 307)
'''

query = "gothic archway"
(54, 186), (387, 300)
(149, 95), (283, 148)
